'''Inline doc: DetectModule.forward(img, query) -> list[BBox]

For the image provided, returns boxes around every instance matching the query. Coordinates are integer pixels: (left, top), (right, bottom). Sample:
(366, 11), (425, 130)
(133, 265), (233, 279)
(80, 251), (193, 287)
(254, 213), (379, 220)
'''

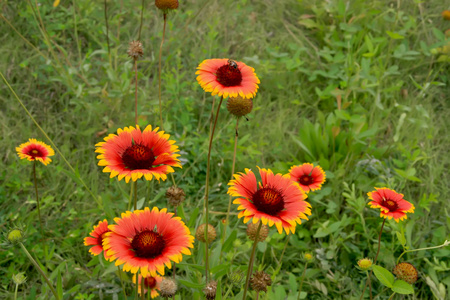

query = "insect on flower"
(228, 59), (238, 69)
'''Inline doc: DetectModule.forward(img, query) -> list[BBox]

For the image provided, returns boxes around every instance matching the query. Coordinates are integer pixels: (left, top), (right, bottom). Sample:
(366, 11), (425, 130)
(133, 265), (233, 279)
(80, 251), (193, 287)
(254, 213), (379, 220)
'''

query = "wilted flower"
(393, 262), (418, 284)
(195, 224), (216, 244)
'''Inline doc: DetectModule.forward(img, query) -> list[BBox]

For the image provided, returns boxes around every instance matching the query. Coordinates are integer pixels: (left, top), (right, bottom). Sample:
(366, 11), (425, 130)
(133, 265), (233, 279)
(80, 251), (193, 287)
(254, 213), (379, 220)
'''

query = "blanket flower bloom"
(228, 167), (311, 234)
(103, 207), (194, 277)
(368, 187), (414, 222)
(132, 274), (162, 297)
(196, 58), (260, 99)
(95, 125), (181, 183)
(84, 220), (111, 260)
(288, 163), (326, 193)
(16, 138), (55, 166)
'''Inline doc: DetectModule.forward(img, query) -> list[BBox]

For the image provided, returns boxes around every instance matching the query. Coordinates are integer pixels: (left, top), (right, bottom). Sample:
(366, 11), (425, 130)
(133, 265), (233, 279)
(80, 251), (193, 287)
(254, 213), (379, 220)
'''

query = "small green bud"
(12, 272), (27, 285)
(7, 229), (24, 244)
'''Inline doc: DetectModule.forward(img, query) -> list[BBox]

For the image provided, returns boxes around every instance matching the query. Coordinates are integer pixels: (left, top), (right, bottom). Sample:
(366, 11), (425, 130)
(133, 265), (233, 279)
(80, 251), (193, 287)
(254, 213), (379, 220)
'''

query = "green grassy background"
(1, 0), (449, 299)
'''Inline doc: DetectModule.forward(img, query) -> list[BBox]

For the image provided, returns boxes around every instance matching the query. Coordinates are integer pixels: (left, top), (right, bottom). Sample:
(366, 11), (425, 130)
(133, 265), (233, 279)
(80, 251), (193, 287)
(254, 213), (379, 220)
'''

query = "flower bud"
(12, 272), (27, 285)
(250, 270), (272, 292)
(7, 229), (24, 244)
(303, 252), (314, 263)
(357, 258), (373, 271)
(227, 96), (253, 117)
(155, 0), (179, 11)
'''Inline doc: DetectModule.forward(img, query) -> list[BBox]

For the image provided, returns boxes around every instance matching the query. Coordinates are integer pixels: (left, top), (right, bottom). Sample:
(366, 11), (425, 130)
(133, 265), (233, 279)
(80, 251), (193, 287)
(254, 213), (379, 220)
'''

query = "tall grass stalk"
(158, 13), (167, 129)
(32, 161), (47, 260)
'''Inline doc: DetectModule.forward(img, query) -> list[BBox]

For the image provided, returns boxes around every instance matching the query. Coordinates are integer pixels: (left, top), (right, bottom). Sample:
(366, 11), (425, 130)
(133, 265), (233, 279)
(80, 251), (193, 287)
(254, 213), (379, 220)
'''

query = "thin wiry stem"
(135, 272), (139, 300)
(242, 222), (262, 300)
(204, 96), (224, 283)
(104, 0), (111, 57)
(19, 243), (60, 300)
(72, 0), (82, 64)
(133, 181), (138, 210)
(297, 262), (308, 300)
(222, 117), (240, 247)
(117, 266), (127, 299)
(33, 161), (47, 260)
(158, 13), (167, 129)
(134, 58), (139, 125)
(360, 218), (386, 300)
(0, 72), (102, 209)
(138, 0), (145, 40)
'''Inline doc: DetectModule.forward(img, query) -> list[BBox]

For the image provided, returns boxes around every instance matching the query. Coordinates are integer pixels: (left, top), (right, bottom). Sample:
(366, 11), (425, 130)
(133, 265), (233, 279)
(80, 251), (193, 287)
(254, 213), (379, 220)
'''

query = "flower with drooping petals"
(103, 207), (194, 278)
(84, 220), (111, 260)
(228, 167), (311, 234)
(196, 58), (260, 99)
(368, 187), (414, 222)
(132, 274), (162, 297)
(95, 125), (181, 183)
(16, 138), (55, 166)
(288, 163), (326, 193)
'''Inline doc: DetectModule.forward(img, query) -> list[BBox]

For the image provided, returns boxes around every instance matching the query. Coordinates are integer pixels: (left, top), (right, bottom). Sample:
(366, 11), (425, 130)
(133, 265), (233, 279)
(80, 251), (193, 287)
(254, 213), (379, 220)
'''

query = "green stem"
(128, 182), (134, 211)
(104, 0), (111, 58)
(242, 222), (262, 300)
(223, 284), (234, 299)
(222, 117), (240, 247)
(204, 96), (224, 283)
(135, 272), (139, 300)
(33, 161), (47, 261)
(397, 242), (450, 265)
(19, 243), (60, 300)
(278, 235), (290, 265)
(134, 58), (139, 125)
(388, 292), (396, 300)
(71, 0), (82, 65)
(133, 181), (138, 210)
(14, 284), (18, 300)
(158, 13), (167, 130)
(256, 291), (260, 300)
(141, 274), (145, 300)
(0, 72), (102, 209)
(117, 266), (127, 299)
(360, 218), (386, 300)
(297, 262), (308, 300)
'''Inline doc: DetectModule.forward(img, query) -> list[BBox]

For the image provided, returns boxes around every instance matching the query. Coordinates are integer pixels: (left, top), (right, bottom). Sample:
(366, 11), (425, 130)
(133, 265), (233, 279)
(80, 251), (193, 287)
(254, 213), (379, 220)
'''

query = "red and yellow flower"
(228, 167), (311, 234)
(16, 138), (55, 166)
(196, 58), (260, 99)
(84, 220), (111, 260)
(103, 207), (194, 277)
(132, 274), (162, 297)
(368, 188), (415, 222)
(95, 125), (181, 183)
(288, 163), (326, 193)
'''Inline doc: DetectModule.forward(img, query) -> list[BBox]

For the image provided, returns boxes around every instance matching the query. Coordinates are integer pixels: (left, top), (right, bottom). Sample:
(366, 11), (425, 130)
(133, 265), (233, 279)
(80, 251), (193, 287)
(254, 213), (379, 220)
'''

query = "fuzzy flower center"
(122, 144), (155, 170)
(216, 63), (242, 87)
(382, 199), (399, 212)
(131, 230), (165, 258)
(144, 276), (157, 289)
(252, 187), (284, 215)
(298, 175), (313, 185)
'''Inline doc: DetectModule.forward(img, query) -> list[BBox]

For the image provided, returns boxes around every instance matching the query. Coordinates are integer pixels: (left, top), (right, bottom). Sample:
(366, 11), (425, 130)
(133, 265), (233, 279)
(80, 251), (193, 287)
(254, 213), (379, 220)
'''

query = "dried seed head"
(155, 0), (179, 11)
(159, 278), (177, 297)
(246, 222), (269, 242)
(227, 96), (253, 117)
(12, 272), (27, 285)
(203, 280), (217, 300)
(7, 229), (24, 244)
(357, 258), (372, 271)
(393, 262), (418, 284)
(250, 270), (272, 292)
(195, 224), (217, 244)
(165, 186), (185, 207)
(303, 252), (314, 263)
(127, 40), (144, 59)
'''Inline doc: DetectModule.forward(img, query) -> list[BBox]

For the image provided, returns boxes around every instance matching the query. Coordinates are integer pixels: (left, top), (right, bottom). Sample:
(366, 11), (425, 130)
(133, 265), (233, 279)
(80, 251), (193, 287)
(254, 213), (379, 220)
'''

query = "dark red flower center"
(122, 144), (155, 170)
(252, 187), (284, 216)
(143, 276), (157, 289)
(382, 199), (399, 212)
(97, 231), (109, 247)
(216, 64), (242, 87)
(28, 148), (42, 158)
(131, 230), (165, 258)
(298, 175), (313, 186)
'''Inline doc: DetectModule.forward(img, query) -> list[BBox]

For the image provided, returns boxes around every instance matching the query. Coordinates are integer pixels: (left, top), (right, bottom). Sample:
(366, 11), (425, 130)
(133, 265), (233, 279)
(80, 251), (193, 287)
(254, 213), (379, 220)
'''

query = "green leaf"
(178, 279), (204, 289)
(392, 280), (414, 294)
(372, 265), (395, 288)
(386, 31), (404, 39)
(57, 270), (63, 299)
(396, 231), (406, 247)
